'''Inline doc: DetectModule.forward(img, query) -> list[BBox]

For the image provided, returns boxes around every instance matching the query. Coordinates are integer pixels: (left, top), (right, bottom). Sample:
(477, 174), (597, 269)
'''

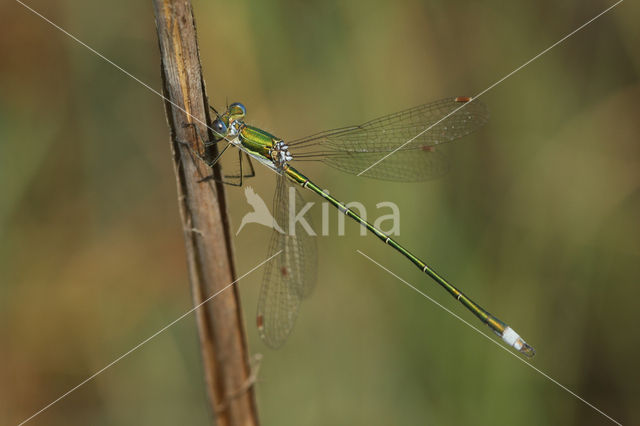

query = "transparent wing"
(295, 146), (450, 181)
(290, 97), (487, 181)
(277, 175), (317, 299)
(257, 174), (317, 348)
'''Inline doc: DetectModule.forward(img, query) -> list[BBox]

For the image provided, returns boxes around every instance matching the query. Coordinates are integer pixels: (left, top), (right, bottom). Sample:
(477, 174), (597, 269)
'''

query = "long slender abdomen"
(283, 165), (535, 357)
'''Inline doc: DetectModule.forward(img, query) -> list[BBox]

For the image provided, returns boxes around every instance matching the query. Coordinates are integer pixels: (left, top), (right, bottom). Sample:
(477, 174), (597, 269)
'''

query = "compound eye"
(212, 118), (227, 137)
(228, 102), (246, 120)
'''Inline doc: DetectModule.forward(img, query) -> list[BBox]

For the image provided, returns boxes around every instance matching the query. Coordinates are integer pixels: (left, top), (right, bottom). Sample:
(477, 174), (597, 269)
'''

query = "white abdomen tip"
(502, 327), (523, 350)
(502, 326), (536, 357)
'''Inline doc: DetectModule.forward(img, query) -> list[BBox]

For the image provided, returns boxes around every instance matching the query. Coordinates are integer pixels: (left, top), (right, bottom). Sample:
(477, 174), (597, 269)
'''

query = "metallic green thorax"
(238, 125), (274, 159)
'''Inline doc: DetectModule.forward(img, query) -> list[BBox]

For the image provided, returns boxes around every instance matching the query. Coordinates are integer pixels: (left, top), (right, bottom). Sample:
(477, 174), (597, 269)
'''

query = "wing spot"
(257, 315), (264, 329)
(455, 96), (472, 103)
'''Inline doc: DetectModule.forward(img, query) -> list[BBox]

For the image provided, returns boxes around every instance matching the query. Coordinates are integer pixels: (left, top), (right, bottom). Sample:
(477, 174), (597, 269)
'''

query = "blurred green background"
(2, 0), (639, 425)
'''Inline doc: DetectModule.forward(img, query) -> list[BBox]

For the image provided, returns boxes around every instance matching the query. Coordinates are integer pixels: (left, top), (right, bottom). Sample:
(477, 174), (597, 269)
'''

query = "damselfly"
(185, 96), (535, 357)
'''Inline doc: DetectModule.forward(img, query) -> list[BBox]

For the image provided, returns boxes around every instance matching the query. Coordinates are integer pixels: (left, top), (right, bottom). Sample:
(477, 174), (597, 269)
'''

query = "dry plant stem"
(152, 1), (259, 425)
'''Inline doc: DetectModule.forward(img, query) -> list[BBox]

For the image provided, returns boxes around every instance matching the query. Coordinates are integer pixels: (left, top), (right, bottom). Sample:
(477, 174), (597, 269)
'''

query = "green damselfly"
(186, 96), (535, 357)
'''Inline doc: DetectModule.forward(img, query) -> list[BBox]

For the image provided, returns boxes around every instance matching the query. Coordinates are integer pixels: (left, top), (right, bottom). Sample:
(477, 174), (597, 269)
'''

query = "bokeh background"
(2, 0), (639, 425)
